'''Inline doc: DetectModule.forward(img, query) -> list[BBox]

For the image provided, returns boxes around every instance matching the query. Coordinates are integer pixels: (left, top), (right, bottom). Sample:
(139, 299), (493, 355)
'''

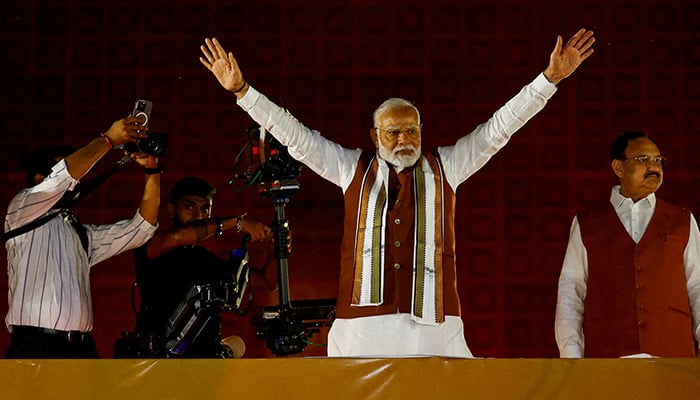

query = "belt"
(12, 325), (91, 344)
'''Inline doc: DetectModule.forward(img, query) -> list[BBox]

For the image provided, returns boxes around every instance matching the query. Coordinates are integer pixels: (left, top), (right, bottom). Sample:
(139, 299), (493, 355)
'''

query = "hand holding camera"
(119, 99), (169, 157)
(103, 116), (149, 148)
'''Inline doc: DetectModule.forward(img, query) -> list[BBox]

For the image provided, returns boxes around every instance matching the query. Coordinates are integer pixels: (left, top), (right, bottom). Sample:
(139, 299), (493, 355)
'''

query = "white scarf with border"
(351, 154), (445, 325)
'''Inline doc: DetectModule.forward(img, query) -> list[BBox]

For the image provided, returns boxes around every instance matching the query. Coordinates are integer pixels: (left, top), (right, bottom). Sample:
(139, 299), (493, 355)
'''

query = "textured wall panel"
(465, 249), (498, 278)
(505, 249), (534, 277)
(464, 319), (499, 350)
(468, 214), (498, 242)
(504, 179), (534, 207)
(540, 179), (570, 206)
(463, 284), (498, 313)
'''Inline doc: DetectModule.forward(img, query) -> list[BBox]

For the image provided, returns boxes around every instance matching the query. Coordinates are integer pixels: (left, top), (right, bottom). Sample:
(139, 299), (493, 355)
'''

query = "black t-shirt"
(134, 244), (234, 357)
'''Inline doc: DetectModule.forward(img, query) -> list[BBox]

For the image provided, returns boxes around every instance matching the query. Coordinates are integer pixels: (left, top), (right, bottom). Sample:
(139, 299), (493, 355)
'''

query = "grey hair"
(372, 98), (421, 127)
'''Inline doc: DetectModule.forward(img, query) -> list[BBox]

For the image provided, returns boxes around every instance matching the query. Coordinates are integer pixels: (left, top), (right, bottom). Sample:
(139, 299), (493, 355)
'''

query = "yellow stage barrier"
(2, 357), (699, 399)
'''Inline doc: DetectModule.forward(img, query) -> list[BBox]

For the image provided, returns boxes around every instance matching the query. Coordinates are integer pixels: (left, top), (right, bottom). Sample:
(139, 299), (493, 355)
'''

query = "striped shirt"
(4, 159), (157, 332)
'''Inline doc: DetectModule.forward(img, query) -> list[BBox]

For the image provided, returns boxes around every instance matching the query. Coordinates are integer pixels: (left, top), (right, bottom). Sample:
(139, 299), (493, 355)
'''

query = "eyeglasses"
(623, 154), (667, 167)
(375, 124), (422, 140)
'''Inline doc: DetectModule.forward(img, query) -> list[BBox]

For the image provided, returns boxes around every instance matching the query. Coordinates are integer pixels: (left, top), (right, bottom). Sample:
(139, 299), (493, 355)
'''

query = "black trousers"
(5, 326), (99, 359)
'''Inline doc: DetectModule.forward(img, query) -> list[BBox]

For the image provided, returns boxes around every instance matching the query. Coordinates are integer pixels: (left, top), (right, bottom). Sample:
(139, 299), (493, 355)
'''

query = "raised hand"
(199, 38), (247, 95)
(103, 116), (148, 147)
(543, 28), (595, 85)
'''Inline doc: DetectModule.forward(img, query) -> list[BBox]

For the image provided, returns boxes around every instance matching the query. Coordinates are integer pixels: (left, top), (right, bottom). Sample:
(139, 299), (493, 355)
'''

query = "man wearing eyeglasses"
(555, 131), (700, 358)
(200, 29), (595, 357)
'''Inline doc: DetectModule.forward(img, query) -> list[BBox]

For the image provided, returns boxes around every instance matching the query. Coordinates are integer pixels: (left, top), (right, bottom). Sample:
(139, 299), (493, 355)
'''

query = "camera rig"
(114, 235), (252, 359)
(163, 235), (251, 357)
(235, 125), (336, 356)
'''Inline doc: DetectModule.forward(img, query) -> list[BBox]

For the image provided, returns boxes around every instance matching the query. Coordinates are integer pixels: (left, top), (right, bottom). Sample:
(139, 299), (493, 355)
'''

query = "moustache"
(393, 145), (416, 154)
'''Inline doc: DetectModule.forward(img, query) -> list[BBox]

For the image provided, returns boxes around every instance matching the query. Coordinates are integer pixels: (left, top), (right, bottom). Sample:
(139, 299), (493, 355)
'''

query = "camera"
(121, 99), (169, 157)
(123, 132), (169, 157)
(245, 125), (303, 184)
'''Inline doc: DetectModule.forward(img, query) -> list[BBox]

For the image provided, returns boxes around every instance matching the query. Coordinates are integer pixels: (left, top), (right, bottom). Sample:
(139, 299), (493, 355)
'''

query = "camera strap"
(53, 154), (131, 210)
(2, 154), (131, 251)
(2, 210), (62, 242)
(2, 209), (89, 253)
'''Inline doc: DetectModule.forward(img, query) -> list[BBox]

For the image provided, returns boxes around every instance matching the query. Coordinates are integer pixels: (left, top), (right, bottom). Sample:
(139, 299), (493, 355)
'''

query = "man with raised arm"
(200, 29), (595, 357)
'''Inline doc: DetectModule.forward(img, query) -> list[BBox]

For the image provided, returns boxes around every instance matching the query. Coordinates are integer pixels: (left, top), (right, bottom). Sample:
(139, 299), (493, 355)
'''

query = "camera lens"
(120, 132), (168, 157)
(141, 132), (168, 157)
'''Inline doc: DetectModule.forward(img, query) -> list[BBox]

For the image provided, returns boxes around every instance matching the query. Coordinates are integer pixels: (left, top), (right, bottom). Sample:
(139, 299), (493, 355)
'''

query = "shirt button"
(394, 218), (401, 225)
(394, 241), (401, 248)
(393, 263), (401, 270)
(637, 321), (646, 327)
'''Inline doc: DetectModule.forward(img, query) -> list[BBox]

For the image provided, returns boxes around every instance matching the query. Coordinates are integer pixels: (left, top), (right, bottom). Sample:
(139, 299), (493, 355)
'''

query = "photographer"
(4, 116), (160, 358)
(133, 176), (272, 358)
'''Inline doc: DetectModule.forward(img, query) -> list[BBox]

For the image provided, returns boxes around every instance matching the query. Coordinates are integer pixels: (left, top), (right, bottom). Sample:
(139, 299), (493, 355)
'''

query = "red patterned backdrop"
(2, 0), (700, 358)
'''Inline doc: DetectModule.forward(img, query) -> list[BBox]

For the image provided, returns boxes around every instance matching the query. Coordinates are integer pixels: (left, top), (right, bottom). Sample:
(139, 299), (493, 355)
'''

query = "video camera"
(235, 126), (303, 195)
(228, 124), (336, 357)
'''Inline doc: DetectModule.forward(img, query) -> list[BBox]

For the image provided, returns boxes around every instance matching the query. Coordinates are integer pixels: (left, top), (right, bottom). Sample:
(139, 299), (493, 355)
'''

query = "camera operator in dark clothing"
(133, 176), (272, 357)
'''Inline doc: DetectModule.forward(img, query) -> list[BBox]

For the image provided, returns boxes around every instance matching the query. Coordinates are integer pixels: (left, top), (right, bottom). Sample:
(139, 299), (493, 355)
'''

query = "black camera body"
(123, 132), (169, 157)
(244, 125), (303, 186)
(121, 100), (168, 157)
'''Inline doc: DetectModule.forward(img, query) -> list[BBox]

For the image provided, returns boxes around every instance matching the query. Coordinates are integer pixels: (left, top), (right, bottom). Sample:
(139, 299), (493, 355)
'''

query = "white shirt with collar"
(4, 160), (157, 333)
(555, 185), (700, 357)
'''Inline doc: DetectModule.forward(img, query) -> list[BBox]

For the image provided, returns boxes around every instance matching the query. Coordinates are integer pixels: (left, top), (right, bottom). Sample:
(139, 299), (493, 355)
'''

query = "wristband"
(213, 217), (224, 236)
(100, 133), (114, 149)
(232, 80), (248, 94)
(144, 166), (163, 175)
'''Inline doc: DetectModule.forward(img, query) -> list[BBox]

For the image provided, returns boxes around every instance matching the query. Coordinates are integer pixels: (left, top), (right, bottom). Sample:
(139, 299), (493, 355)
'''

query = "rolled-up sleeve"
(85, 209), (157, 267)
(4, 160), (78, 231)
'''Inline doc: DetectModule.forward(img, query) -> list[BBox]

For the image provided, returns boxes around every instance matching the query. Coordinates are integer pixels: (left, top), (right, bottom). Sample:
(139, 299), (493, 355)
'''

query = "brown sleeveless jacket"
(334, 151), (462, 319)
(578, 199), (695, 357)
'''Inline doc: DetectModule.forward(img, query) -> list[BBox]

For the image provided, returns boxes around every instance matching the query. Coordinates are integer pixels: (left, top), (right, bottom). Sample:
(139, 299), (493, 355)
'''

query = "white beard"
(377, 138), (421, 168)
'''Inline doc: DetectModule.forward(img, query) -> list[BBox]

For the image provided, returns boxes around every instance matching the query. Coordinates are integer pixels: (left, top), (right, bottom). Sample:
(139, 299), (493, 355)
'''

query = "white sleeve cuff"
(236, 85), (262, 111)
(531, 72), (558, 99)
